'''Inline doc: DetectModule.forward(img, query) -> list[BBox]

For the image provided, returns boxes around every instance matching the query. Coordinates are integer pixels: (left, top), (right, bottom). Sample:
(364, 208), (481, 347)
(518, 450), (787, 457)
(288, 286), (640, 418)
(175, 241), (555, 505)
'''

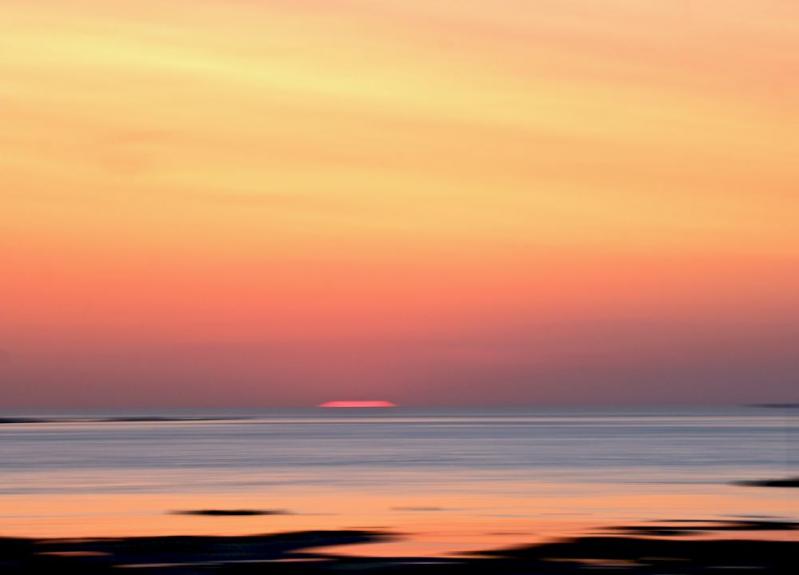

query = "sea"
(1, 406), (797, 556)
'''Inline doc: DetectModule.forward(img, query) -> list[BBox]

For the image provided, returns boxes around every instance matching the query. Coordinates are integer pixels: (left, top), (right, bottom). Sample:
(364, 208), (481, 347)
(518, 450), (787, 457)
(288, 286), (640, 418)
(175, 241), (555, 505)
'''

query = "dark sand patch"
(0, 418), (43, 424)
(476, 536), (798, 573)
(172, 509), (291, 516)
(747, 403), (799, 409)
(0, 530), (386, 574)
(0, 416), (253, 425)
(606, 518), (799, 537)
(736, 477), (799, 488)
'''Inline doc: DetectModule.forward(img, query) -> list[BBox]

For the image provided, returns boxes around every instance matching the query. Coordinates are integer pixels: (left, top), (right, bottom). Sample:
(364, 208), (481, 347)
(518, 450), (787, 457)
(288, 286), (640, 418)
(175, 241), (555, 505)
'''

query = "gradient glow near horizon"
(1, 1), (798, 407)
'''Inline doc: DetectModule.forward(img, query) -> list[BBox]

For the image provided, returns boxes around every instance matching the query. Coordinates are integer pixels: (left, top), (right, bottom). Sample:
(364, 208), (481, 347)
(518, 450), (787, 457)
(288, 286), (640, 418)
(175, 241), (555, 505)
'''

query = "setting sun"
(319, 401), (397, 408)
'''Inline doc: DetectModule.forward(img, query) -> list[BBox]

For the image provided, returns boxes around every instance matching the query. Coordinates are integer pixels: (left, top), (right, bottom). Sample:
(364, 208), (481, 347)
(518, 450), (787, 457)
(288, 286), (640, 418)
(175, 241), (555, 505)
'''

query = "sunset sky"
(1, 1), (797, 407)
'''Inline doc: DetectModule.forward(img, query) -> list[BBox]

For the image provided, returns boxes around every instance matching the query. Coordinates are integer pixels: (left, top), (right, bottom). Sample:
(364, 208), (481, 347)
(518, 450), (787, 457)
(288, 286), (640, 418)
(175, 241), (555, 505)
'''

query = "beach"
(1, 407), (797, 572)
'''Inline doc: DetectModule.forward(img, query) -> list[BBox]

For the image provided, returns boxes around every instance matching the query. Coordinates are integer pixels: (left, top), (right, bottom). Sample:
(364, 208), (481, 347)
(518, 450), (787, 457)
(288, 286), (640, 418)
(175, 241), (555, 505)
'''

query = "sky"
(1, 0), (797, 408)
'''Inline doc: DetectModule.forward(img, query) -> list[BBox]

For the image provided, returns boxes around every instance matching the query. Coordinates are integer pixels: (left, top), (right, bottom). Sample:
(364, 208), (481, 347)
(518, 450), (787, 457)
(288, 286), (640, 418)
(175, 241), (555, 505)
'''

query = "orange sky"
(1, 1), (797, 407)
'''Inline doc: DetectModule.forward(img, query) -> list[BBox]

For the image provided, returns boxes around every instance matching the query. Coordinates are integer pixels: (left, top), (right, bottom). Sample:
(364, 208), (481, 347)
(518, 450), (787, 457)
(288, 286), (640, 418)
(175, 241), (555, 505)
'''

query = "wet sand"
(2, 519), (798, 574)
(3, 410), (795, 571)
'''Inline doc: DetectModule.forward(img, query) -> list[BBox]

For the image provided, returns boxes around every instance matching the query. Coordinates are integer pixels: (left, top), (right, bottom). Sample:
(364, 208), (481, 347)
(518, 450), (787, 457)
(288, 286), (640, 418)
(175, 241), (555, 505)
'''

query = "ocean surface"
(1, 406), (797, 555)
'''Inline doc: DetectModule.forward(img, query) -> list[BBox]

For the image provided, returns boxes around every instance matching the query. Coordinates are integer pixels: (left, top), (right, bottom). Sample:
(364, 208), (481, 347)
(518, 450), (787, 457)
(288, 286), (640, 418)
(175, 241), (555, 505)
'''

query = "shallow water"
(1, 406), (797, 555)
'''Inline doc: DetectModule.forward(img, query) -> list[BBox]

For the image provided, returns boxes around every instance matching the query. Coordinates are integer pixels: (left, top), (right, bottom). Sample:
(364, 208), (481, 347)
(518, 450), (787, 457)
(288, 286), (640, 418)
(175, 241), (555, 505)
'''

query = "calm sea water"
(1, 406), (797, 554)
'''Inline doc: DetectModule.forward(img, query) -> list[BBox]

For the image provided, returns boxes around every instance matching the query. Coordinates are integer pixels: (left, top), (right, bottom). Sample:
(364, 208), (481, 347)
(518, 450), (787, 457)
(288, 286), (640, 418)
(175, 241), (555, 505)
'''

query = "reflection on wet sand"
(1, 481), (796, 556)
